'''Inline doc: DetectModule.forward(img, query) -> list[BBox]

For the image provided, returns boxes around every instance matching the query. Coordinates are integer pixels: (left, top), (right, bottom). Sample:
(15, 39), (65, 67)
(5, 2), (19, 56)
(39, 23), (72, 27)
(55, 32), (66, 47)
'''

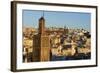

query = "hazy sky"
(23, 10), (91, 32)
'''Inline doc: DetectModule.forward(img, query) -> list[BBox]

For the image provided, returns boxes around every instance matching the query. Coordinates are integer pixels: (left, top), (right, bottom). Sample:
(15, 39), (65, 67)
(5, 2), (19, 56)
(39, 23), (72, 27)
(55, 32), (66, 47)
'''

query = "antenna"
(43, 10), (44, 18)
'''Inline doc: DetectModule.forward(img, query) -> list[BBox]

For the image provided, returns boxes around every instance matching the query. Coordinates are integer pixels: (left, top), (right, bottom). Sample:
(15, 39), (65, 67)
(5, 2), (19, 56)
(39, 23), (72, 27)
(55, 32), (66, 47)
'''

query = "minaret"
(63, 25), (68, 34)
(33, 11), (50, 62)
(39, 11), (50, 61)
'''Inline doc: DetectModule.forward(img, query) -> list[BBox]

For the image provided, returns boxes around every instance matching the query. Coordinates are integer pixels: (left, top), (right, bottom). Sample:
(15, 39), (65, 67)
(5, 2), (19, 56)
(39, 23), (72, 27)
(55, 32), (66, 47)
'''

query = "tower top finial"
(39, 11), (45, 20)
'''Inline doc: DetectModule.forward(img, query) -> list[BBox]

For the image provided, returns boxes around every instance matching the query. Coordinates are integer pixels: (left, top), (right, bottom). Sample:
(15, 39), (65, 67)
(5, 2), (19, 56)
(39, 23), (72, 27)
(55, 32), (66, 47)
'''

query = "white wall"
(0, 0), (99, 73)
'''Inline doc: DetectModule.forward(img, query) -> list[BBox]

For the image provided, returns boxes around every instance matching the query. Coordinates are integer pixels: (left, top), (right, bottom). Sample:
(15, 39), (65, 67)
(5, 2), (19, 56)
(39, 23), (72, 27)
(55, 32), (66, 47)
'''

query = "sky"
(23, 10), (91, 32)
